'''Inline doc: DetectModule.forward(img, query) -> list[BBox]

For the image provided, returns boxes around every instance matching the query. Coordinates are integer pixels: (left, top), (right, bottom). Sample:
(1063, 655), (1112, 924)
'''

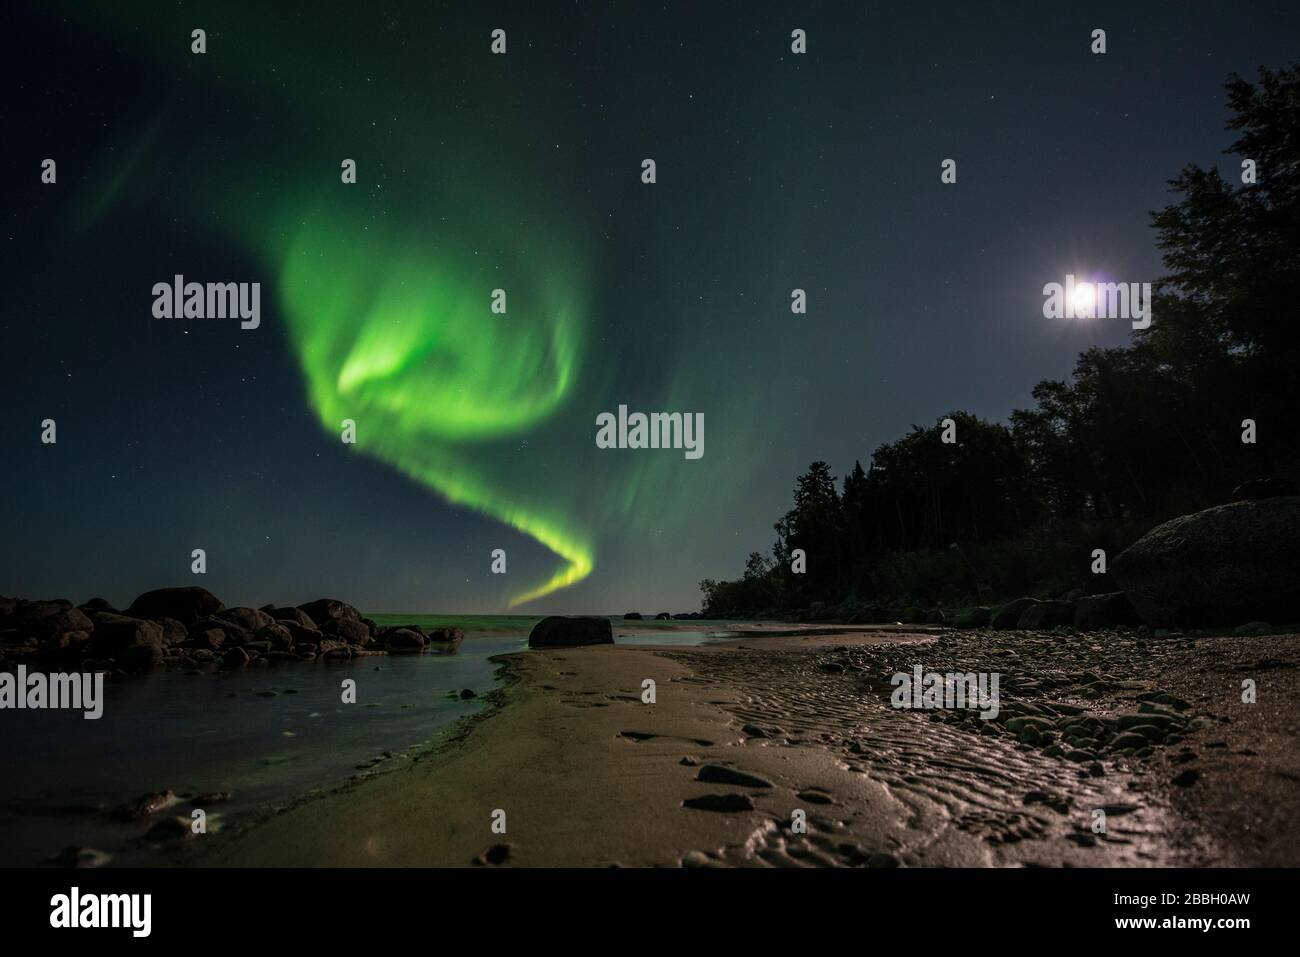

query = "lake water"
(0, 616), (744, 866)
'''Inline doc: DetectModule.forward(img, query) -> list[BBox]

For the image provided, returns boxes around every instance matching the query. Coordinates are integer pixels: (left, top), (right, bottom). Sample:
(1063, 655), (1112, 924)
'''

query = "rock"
(1113, 497), (1300, 627)
(1110, 732), (1149, 750)
(1128, 724), (1168, 742)
(221, 646), (251, 669)
(459, 688), (477, 700)
(696, 764), (773, 788)
(297, 598), (362, 629)
(1004, 716), (1054, 734)
(1117, 712), (1179, 730)
(118, 643), (164, 671)
(41, 629), (91, 653)
(255, 623), (294, 650)
(900, 605), (926, 624)
(527, 616), (614, 648)
(1073, 592), (1141, 630)
(79, 597), (114, 613)
(426, 626), (465, 646)
(149, 617), (188, 645)
(184, 628), (226, 651)
(385, 628), (426, 652)
(188, 615), (251, 645)
(11, 602), (94, 639)
(623, 613), (643, 620)
(279, 620), (322, 645)
(126, 587), (223, 624)
(50, 846), (111, 868)
(89, 614), (164, 655)
(145, 816), (196, 841)
(322, 617), (371, 645)
(473, 843), (513, 866)
(682, 794), (754, 813)
(952, 606), (991, 628)
(1017, 600), (1076, 630)
(1172, 768), (1201, 788)
(216, 606), (274, 633)
(1231, 477), (1298, 501)
(270, 607), (318, 631)
(189, 791), (232, 804)
(990, 598), (1040, 629)
(116, 790), (177, 821)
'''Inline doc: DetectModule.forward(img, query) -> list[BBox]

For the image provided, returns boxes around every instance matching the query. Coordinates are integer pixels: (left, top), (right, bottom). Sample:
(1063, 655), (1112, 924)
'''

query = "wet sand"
(196, 626), (1300, 867)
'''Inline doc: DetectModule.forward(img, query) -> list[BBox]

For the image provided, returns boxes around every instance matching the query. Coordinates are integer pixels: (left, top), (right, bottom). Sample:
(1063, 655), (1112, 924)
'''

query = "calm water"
(0, 616), (742, 866)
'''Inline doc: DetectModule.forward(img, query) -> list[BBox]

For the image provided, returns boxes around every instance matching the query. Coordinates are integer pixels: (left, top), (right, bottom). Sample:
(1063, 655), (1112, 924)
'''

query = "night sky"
(4, 1), (1298, 614)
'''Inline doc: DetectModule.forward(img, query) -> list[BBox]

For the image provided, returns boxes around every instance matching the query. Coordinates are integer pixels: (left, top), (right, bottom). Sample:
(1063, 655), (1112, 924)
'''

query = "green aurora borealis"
(69, 5), (625, 607)
(16, 1), (1287, 613)
(275, 205), (594, 606)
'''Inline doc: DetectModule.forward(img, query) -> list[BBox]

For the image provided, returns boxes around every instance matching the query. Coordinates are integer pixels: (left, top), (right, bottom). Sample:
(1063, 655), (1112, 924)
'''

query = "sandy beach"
(195, 625), (1300, 868)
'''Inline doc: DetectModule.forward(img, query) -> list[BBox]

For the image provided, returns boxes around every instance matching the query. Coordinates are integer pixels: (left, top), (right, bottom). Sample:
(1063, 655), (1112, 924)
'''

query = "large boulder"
(10, 601), (93, 639)
(297, 598), (362, 629)
(427, 626), (465, 646)
(1017, 600), (1076, 630)
(1113, 497), (1300, 627)
(216, 606), (274, 633)
(188, 615), (251, 645)
(118, 643), (165, 672)
(952, 606), (992, 628)
(528, 616), (614, 648)
(255, 623), (295, 650)
(990, 598), (1039, 629)
(126, 587), (223, 624)
(1232, 477), (1298, 501)
(384, 628), (426, 652)
(1074, 592), (1142, 631)
(89, 614), (165, 655)
(270, 607), (318, 631)
(322, 617), (371, 645)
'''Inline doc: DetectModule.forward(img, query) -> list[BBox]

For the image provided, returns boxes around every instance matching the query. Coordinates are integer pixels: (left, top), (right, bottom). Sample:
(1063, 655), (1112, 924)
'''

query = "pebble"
(1173, 768), (1201, 787)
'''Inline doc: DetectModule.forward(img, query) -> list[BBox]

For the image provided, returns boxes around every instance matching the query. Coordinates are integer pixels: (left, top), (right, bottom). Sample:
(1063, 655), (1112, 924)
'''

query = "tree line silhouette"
(702, 65), (1300, 618)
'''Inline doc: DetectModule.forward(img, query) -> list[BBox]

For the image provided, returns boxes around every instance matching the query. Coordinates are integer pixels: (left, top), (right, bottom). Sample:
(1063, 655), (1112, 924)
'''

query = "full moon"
(1071, 282), (1096, 316)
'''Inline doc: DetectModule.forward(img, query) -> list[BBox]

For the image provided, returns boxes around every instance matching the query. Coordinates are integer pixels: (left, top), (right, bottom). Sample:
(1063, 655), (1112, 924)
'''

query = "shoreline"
(184, 624), (1300, 868)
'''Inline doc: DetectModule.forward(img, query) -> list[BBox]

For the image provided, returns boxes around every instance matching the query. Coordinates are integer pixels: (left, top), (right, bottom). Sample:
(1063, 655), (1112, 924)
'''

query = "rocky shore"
(750, 494), (1300, 637)
(190, 619), (1299, 868)
(0, 587), (464, 675)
